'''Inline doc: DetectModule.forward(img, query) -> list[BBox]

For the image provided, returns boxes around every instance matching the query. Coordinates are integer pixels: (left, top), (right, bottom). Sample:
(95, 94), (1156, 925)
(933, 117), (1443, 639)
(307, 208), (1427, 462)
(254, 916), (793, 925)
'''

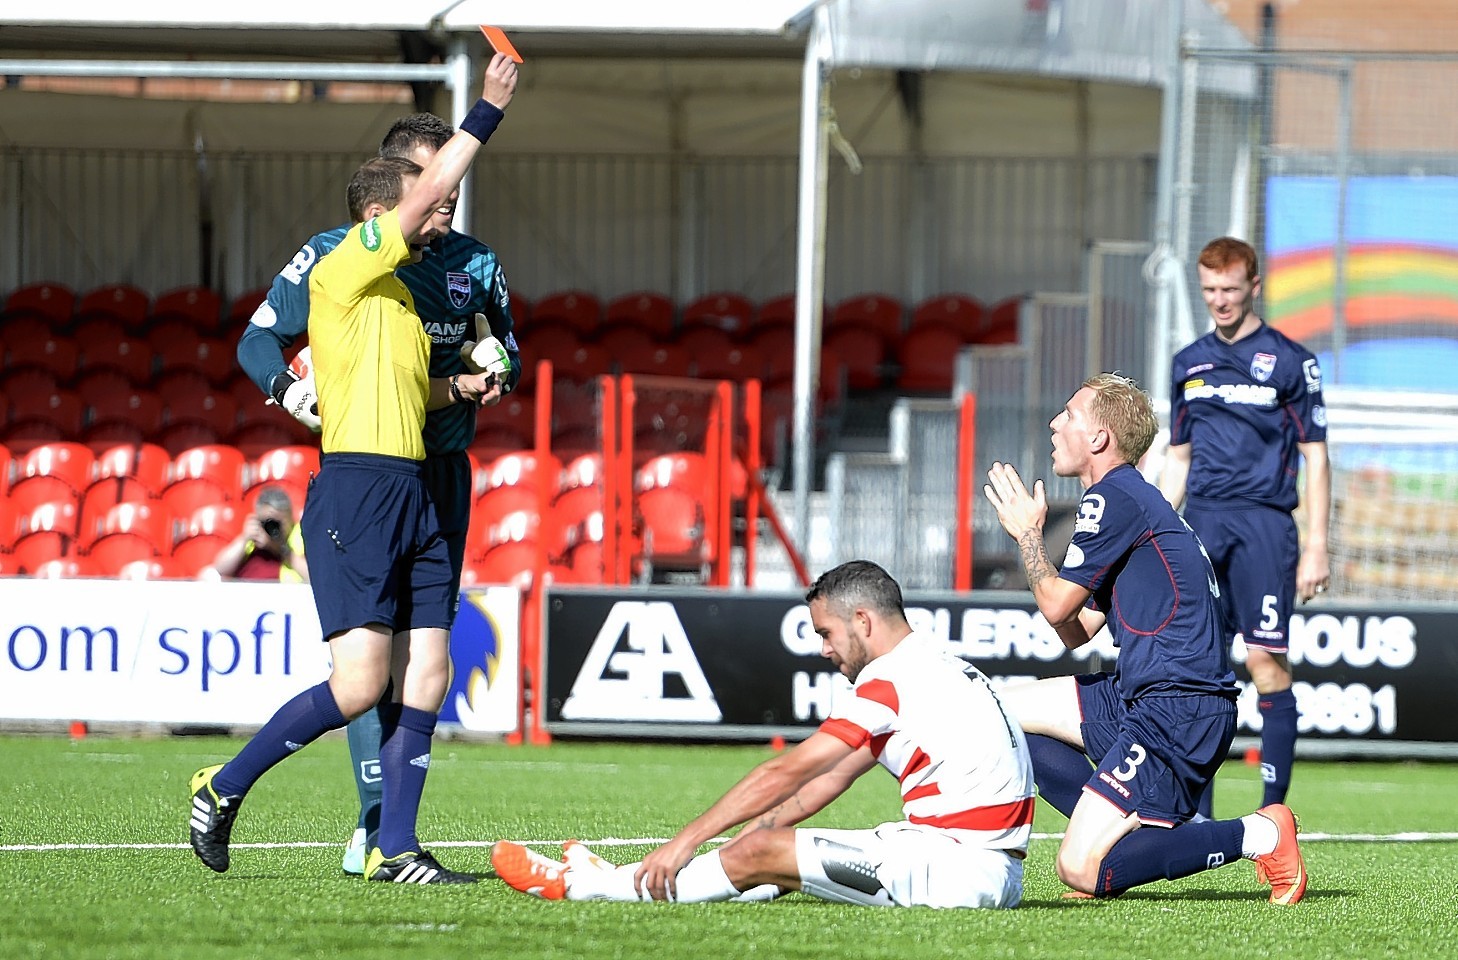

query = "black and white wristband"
(449, 375), (465, 404)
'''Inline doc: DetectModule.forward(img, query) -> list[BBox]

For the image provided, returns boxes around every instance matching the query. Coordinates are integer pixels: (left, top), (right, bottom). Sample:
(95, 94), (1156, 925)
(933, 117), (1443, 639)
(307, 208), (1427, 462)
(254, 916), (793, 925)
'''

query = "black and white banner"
(542, 589), (1458, 744)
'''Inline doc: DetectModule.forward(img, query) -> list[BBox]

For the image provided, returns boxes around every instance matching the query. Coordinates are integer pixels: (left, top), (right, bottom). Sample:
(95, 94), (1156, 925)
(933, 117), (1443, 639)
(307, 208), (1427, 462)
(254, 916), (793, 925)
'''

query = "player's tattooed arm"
(1017, 528), (1058, 590)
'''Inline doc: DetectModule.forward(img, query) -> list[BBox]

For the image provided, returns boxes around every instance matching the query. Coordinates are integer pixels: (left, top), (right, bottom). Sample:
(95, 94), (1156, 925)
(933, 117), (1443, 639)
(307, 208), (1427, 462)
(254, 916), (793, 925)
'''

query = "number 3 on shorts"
(1111, 743), (1147, 783)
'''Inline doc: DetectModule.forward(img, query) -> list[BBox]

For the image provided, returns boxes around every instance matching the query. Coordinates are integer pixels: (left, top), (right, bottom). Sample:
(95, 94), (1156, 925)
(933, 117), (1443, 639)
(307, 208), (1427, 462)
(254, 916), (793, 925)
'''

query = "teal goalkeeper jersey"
(238, 223), (522, 456)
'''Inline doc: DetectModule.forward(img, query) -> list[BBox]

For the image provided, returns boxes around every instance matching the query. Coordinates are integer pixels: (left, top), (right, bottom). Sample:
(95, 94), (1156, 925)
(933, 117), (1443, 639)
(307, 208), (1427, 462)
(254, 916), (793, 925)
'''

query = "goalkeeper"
(236, 110), (521, 876)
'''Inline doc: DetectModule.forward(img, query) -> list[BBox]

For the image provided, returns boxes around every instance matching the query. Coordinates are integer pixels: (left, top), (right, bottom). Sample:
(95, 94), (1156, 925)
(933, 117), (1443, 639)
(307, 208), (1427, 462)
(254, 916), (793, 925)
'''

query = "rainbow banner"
(1265, 176), (1458, 390)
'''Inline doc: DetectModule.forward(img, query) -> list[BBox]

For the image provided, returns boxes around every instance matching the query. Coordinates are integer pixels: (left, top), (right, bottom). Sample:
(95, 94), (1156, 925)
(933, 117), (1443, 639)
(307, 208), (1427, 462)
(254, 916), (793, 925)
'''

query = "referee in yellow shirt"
(186, 52), (519, 886)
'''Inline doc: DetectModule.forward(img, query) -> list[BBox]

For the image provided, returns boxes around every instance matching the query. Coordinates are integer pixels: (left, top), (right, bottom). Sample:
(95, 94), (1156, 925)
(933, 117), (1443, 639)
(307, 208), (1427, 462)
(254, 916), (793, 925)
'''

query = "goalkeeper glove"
(269, 370), (322, 433)
(460, 313), (511, 380)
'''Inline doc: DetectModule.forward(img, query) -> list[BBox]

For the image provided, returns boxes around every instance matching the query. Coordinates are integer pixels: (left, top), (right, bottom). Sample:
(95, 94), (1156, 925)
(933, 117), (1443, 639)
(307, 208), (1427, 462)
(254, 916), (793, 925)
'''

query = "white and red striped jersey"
(819, 632), (1035, 854)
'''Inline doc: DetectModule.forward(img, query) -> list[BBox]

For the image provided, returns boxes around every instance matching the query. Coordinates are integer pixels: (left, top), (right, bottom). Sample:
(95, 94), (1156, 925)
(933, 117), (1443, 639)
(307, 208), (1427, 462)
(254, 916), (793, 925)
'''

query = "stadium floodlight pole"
(447, 36), (475, 238)
(791, 3), (833, 554)
(1145, 0), (1186, 408)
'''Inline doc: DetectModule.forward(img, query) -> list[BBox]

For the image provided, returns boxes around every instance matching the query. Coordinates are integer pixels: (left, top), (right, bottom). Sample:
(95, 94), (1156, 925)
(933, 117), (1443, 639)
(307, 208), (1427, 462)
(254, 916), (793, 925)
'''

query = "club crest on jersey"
(360, 217), (382, 251)
(446, 272), (472, 309)
(1250, 352), (1277, 382)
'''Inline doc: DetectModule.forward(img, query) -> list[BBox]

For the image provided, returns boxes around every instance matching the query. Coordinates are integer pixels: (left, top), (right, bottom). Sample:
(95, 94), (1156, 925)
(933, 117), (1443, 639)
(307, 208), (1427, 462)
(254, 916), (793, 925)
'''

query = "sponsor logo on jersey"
(1250, 352), (1277, 382)
(562, 601), (722, 722)
(361, 217), (382, 251)
(1183, 380), (1279, 407)
(423, 320), (470, 344)
(446, 271), (472, 309)
(1303, 357), (1323, 394)
(1184, 362), (1214, 376)
(1063, 542), (1086, 568)
(1074, 493), (1105, 535)
(504, 331), (519, 352)
(1313, 404), (1327, 428)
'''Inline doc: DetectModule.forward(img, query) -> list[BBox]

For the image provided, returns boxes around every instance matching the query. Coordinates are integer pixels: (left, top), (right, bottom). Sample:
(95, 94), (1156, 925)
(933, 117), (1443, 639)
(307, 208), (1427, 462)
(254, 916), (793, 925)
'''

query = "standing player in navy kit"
(1159, 236), (1331, 816)
(983, 373), (1307, 903)
(237, 113), (522, 875)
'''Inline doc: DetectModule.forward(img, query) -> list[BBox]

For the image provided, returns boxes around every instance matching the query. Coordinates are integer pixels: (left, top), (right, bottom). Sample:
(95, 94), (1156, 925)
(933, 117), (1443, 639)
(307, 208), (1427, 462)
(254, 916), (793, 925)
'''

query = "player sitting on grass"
(493, 560), (1036, 909)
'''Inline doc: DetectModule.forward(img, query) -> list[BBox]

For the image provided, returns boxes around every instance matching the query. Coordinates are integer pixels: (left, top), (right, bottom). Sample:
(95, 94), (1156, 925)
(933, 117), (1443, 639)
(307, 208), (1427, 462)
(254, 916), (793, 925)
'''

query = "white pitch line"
(5, 832), (1458, 853)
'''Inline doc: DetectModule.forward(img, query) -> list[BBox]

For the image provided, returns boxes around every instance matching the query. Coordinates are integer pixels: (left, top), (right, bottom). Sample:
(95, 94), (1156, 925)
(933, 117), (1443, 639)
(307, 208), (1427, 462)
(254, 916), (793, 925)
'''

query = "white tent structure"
(0, 0), (1250, 551)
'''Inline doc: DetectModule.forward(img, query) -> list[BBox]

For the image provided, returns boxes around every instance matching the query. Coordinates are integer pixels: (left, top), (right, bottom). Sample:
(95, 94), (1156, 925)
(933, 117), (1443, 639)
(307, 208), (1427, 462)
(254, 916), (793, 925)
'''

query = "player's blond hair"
(1083, 372), (1157, 464)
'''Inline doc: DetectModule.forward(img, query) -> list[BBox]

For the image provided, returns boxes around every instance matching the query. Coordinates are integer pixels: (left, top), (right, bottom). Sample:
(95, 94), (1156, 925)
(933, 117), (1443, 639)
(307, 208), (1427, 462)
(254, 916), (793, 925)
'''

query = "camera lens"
(262, 517), (283, 539)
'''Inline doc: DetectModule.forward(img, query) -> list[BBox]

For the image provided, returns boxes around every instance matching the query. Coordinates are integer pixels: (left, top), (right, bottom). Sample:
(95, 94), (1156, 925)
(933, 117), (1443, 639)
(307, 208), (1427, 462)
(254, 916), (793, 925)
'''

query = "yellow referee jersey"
(307, 207), (432, 459)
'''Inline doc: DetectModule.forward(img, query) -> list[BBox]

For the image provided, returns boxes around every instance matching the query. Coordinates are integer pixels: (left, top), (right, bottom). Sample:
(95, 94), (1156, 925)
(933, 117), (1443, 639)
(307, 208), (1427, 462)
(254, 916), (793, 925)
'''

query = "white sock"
(670, 849), (741, 903)
(731, 883), (784, 902)
(565, 850), (741, 903)
(1240, 812), (1278, 859)
(565, 860), (644, 902)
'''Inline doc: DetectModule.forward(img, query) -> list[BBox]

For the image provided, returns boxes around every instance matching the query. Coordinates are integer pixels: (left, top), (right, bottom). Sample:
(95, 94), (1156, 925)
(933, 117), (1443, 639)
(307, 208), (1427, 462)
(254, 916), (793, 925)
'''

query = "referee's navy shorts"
(1076, 673), (1236, 827)
(1184, 501), (1298, 652)
(300, 452), (455, 640)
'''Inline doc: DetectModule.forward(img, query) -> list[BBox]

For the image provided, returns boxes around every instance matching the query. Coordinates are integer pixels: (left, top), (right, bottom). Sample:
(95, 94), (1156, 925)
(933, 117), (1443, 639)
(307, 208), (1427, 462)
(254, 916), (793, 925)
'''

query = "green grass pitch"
(3, 733), (1457, 960)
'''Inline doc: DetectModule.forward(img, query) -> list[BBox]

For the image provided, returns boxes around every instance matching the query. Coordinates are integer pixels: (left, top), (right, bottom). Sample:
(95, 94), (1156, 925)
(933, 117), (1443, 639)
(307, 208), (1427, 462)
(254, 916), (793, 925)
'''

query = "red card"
(480, 25), (524, 63)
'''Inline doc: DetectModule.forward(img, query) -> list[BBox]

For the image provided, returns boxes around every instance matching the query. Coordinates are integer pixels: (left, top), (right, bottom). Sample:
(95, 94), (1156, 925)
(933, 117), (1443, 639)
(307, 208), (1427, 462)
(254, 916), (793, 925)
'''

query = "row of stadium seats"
(0, 312), (263, 386)
(3, 281), (1019, 350)
(0, 441), (718, 587)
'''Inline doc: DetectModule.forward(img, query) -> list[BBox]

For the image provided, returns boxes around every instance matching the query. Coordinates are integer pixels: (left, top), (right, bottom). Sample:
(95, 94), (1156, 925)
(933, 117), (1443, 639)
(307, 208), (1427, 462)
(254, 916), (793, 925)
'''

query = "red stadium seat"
(29, 556), (98, 579)
(80, 478), (156, 533)
(471, 391), (535, 453)
(115, 556), (184, 580)
(821, 323), (888, 392)
(10, 442), (95, 501)
(7, 480), (79, 520)
(595, 324), (666, 375)
(77, 333), (153, 384)
(896, 321), (966, 392)
(912, 295), (985, 341)
(0, 368), (61, 405)
(91, 442), (171, 494)
(86, 386), (167, 440)
(636, 451), (710, 494)
(830, 293), (905, 343)
(76, 284), (150, 332)
(183, 502), (245, 541)
(468, 540), (537, 587)
(73, 368), (138, 402)
(682, 293), (755, 337)
(471, 484), (541, 538)
(170, 533), (230, 576)
(72, 314), (129, 349)
(3, 282), (75, 326)
(156, 422), (229, 457)
(755, 294), (798, 327)
(151, 286), (222, 335)
(532, 290), (603, 338)
(228, 420), (310, 459)
(476, 450), (559, 501)
(162, 444), (245, 516)
(227, 287), (270, 325)
(84, 499), (171, 552)
(3, 384), (85, 440)
(982, 297), (1023, 344)
(552, 342), (611, 385)
(152, 369), (215, 412)
(519, 319), (583, 363)
(12, 500), (80, 572)
(245, 446), (317, 509)
(746, 323), (795, 381)
(604, 291), (675, 341)
(637, 485), (707, 563)
(560, 509), (607, 582)
(507, 290), (532, 327)
(6, 335), (80, 382)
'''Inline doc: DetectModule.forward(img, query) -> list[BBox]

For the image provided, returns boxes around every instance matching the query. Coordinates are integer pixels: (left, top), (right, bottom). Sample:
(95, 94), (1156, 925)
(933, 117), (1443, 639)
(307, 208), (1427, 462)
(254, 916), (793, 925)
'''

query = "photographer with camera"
(207, 485), (309, 584)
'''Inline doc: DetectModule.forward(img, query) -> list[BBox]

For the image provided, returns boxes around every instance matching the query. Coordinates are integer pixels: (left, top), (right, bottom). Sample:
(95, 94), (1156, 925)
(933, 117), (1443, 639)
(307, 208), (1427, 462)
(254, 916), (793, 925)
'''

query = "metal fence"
(1173, 48), (1458, 602)
(0, 146), (1153, 310)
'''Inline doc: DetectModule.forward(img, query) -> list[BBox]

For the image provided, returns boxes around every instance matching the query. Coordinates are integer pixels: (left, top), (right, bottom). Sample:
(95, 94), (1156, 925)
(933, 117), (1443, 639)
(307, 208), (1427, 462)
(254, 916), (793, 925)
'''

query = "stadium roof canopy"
(2, 0), (1248, 84)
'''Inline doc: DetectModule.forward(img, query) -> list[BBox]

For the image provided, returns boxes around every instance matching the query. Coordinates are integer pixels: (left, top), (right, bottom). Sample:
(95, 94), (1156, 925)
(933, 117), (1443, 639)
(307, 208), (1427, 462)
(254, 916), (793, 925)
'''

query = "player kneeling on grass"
(492, 560), (1036, 909)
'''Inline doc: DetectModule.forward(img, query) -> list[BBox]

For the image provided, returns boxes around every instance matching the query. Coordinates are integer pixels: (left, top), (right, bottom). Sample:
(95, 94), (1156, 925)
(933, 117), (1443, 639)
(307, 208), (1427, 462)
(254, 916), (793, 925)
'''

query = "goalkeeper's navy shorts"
(301, 453), (454, 639)
(422, 450), (472, 602)
(1183, 502), (1298, 653)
